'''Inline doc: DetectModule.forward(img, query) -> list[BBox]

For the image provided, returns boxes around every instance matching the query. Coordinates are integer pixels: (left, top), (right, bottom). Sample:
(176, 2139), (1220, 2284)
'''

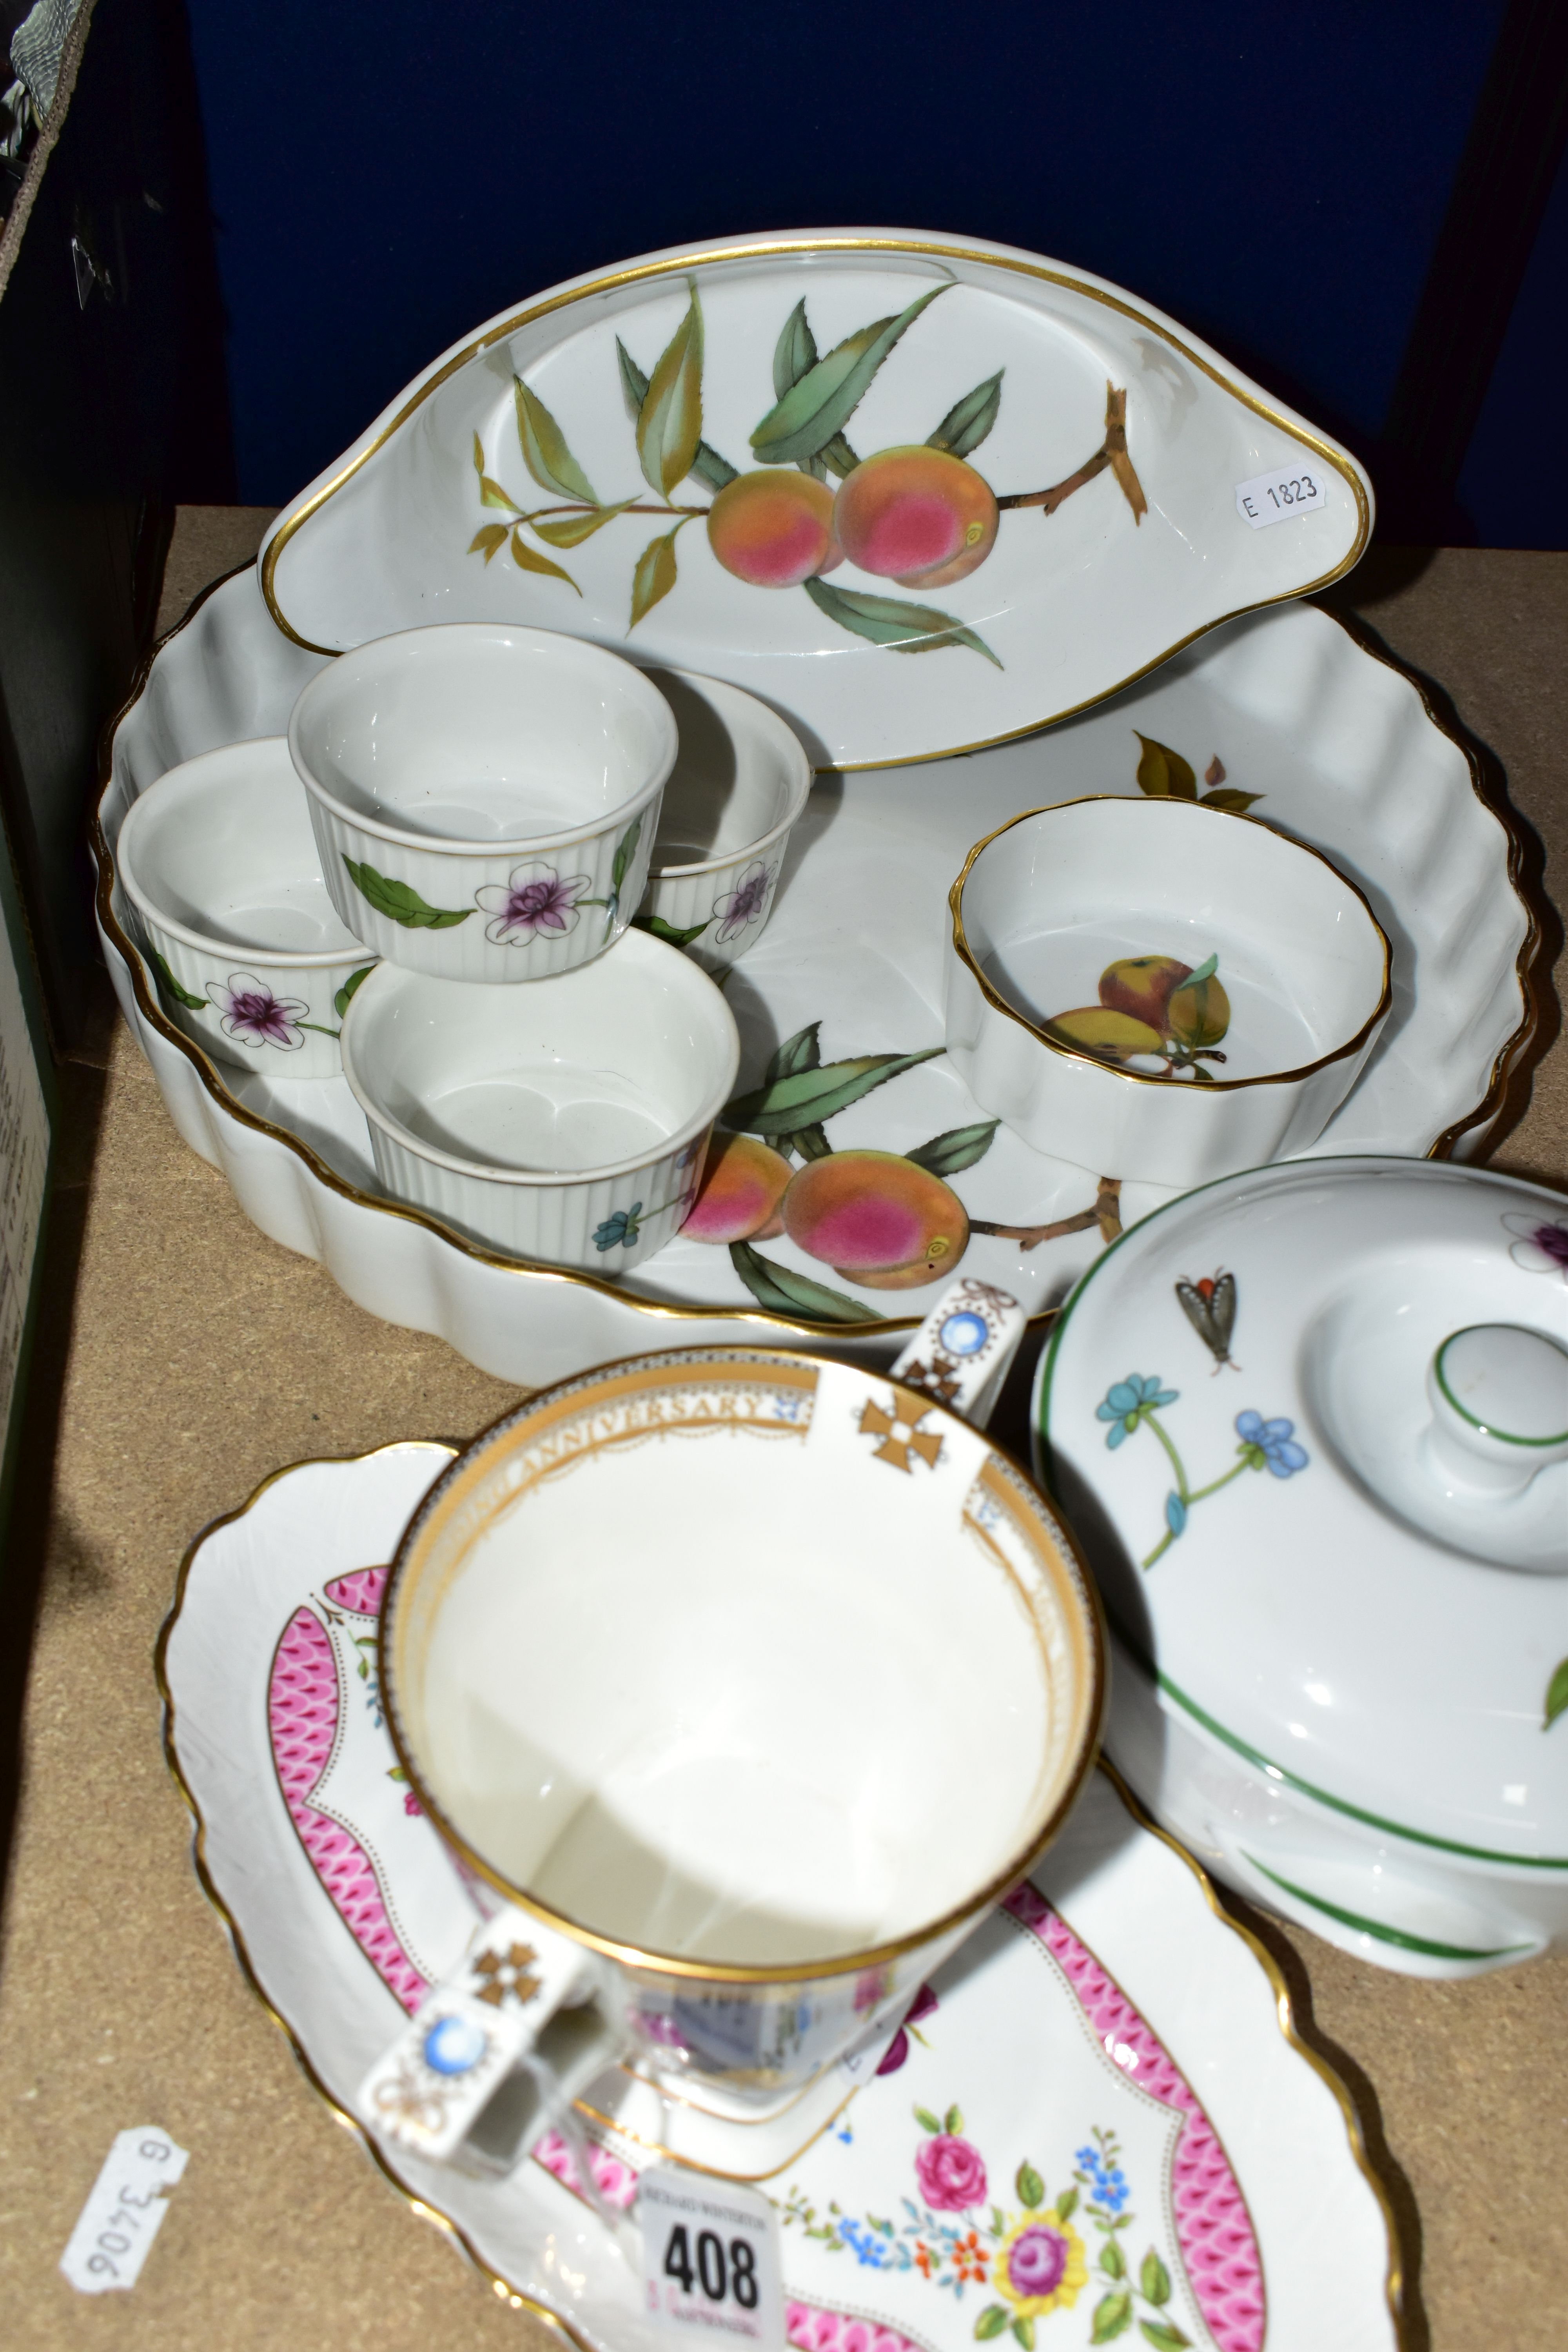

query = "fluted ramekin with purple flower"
(289, 622), (677, 985)
(116, 739), (376, 1082)
(636, 669), (812, 973)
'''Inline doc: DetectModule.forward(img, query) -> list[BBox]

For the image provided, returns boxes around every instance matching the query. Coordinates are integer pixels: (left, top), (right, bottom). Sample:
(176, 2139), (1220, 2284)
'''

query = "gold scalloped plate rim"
(256, 231), (1372, 772)
(154, 1443), (1407, 2345)
(93, 565), (1550, 1343)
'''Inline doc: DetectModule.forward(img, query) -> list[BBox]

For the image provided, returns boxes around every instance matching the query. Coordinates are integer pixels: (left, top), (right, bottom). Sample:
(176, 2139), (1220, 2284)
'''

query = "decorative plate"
(93, 564), (1540, 1389)
(257, 230), (1370, 772)
(1032, 1157), (1568, 1976)
(159, 1443), (1403, 2351)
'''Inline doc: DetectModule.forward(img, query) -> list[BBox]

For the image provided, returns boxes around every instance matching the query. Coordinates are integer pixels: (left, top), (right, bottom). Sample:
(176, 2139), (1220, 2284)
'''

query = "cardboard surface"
(0, 520), (1563, 2348)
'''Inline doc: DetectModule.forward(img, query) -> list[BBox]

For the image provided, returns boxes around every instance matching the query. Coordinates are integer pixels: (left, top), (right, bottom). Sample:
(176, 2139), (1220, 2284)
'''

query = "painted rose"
(205, 973), (308, 1050)
(877, 1982), (938, 2076)
(712, 857), (777, 944)
(475, 863), (591, 946)
(914, 2131), (987, 2212)
(995, 2216), (1087, 2317)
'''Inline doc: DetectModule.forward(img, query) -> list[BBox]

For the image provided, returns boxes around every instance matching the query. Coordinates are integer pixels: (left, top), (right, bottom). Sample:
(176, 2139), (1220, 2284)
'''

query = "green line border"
(1033, 1158), (1568, 1875)
(1241, 1853), (1535, 1963)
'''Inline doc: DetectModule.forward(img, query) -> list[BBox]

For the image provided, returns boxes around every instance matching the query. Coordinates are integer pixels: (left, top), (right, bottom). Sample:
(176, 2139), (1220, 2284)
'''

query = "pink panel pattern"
(786, 2306), (922, 2352)
(267, 1605), (428, 2015)
(323, 1565), (391, 1616)
(1004, 1883), (1265, 2352)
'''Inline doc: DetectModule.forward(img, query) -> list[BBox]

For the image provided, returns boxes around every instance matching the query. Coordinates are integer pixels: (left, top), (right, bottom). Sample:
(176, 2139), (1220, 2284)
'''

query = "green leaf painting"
(1139, 2252), (1171, 2307)
(765, 1021), (823, 1082)
(803, 577), (1001, 667)
(1089, 2290), (1132, 2343)
(510, 528), (580, 592)
(725, 1045), (944, 1136)
(610, 816), (642, 896)
(148, 949), (207, 1012)
(728, 1241), (878, 1324)
(333, 965), (375, 1020)
(633, 911), (711, 949)
(973, 2308), (1009, 2341)
(773, 297), (818, 400)
(630, 526), (683, 629)
(1135, 734), (1259, 814)
(750, 283), (950, 465)
(1014, 2162), (1044, 2210)
(616, 339), (736, 489)
(637, 285), (705, 499)
(1546, 1658), (1568, 1730)
(532, 499), (637, 548)
(906, 1120), (1000, 1177)
(513, 376), (599, 505)
(928, 370), (1004, 458)
(342, 858), (472, 930)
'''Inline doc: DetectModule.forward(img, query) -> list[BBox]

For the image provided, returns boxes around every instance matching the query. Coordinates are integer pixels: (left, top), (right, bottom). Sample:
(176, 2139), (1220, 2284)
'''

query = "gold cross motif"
(471, 1942), (542, 2007)
(859, 1397), (944, 1474)
(896, 1354), (963, 1405)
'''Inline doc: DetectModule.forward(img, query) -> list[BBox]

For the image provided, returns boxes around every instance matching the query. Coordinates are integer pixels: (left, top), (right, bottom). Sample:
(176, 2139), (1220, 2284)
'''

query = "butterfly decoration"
(1176, 1269), (1238, 1371)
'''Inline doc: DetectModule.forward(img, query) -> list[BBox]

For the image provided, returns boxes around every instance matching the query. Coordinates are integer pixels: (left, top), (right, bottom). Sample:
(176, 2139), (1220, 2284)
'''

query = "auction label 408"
(640, 2166), (784, 2345)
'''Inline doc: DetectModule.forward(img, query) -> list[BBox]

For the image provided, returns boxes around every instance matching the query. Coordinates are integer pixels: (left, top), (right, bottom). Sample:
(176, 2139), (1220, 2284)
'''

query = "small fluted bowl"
(338, 928), (740, 1272)
(116, 739), (374, 1080)
(944, 795), (1391, 1187)
(289, 623), (677, 983)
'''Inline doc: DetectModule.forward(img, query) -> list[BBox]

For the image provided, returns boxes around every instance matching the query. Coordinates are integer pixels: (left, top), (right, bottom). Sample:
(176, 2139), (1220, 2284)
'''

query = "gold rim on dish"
(93, 563), (1552, 1341)
(257, 232), (1372, 777)
(154, 1442), (1407, 2343)
(948, 792), (1394, 1093)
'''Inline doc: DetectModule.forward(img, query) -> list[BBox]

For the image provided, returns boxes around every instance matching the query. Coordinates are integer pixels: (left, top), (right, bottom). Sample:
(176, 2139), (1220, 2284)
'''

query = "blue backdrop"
(183, 0), (1559, 542)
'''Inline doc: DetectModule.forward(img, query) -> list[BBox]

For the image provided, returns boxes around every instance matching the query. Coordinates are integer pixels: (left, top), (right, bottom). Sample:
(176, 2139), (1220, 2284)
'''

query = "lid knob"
(1424, 1323), (1568, 1499)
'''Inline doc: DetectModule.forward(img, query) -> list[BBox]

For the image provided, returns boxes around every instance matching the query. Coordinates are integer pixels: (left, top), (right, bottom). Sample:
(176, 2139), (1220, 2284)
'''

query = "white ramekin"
(338, 929), (740, 1271)
(116, 739), (375, 1080)
(944, 795), (1391, 1187)
(638, 670), (812, 971)
(289, 623), (678, 984)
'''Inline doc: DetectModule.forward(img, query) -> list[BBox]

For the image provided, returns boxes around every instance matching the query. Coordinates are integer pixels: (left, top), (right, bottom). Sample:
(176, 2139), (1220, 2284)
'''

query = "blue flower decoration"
(1236, 1409), (1309, 1477)
(593, 1202), (644, 1252)
(1097, 1373), (1178, 1446)
(1165, 1492), (1187, 1539)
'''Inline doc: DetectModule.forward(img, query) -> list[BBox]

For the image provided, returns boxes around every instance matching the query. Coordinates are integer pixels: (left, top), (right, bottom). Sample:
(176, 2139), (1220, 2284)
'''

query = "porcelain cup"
(289, 623), (677, 983)
(338, 929), (740, 1274)
(944, 795), (1391, 1187)
(116, 739), (375, 1080)
(358, 1279), (1103, 2176)
(637, 670), (812, 971)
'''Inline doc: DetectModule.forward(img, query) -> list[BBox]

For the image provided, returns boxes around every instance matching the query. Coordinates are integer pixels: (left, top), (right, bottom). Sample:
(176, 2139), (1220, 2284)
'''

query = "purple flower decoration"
(205, 974), (308, 1050)
(1503, 1211), (1568, 1281)
(711, 858), (777, 945)
(475, 863), (590, 947)
(1005, 2222), (1069, 2301)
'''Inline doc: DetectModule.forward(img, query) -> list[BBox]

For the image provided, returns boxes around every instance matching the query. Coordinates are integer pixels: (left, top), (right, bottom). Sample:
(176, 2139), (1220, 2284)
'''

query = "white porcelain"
(363, 1277), (1039, 2176)
(289, 624), (677, 982)
(96, 571), (1538, 1385)
(1035, 1156), (1568, 1977)
(158, 1441), (1401, 2349)
(257, 228), (1370, 772)
(380, 1330), (1100, 2126)
(1425, 1323), (1568, 1496)
(115, 740), (374, 1080)
(639, 670), (812, 971)
(338, 936), (739, 1273)
(946, 797), (1390, 1187)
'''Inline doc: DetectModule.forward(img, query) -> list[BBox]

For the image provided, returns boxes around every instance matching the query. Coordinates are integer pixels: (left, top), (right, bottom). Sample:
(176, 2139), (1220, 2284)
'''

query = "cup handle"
(357, 1905), (627, 2180)
(889, 1276), (1028, 1432)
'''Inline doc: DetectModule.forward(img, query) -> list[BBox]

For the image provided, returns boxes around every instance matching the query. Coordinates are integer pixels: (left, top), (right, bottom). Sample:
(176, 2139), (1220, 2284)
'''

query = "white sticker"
(639, 2166), (784, 2345)
(1234, 463), (1328, 529)
(59, 2129), (189, 2295)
